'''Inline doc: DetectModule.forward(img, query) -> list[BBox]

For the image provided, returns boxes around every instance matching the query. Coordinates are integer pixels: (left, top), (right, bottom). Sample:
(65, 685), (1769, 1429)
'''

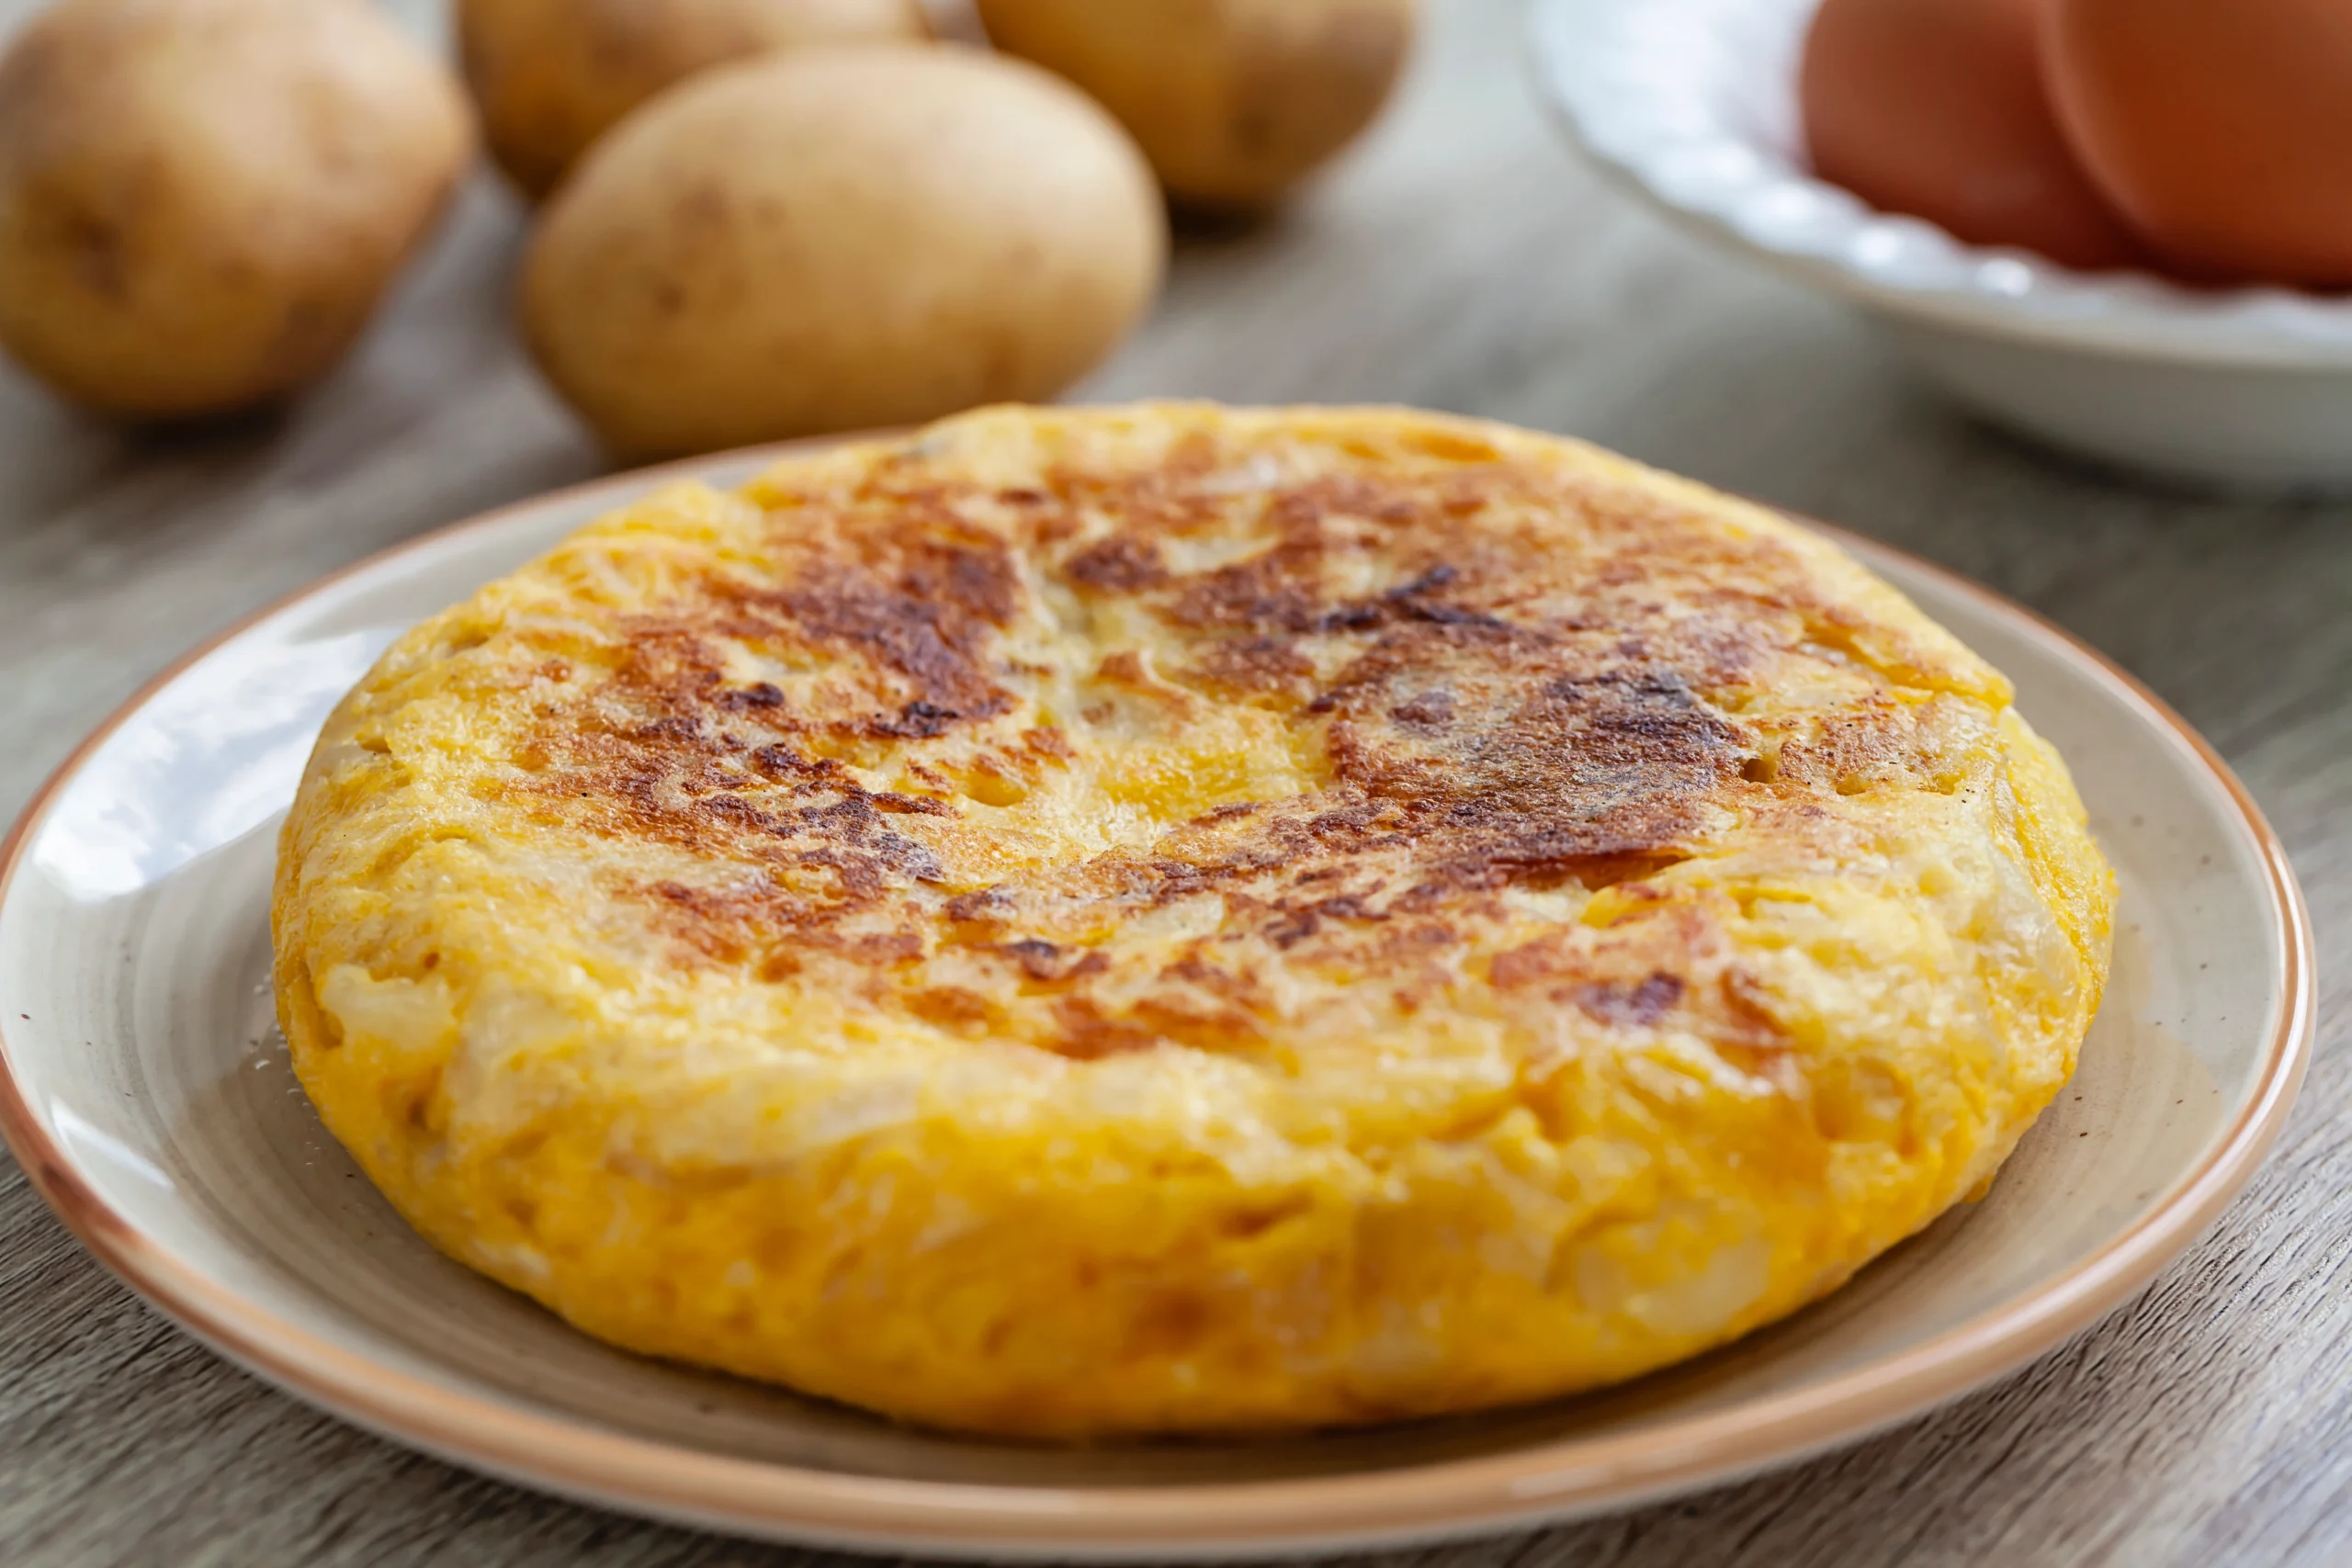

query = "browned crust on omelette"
(464, 424), (1987, 1064)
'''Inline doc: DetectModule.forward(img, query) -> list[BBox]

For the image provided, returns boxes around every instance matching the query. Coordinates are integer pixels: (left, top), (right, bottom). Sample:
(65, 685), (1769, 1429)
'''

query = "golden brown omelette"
(273, 404), (2115, 1437)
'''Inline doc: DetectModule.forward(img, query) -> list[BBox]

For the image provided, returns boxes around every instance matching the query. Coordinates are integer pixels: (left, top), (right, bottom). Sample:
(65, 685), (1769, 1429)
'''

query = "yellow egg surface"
(273, 403), (2115, 1438)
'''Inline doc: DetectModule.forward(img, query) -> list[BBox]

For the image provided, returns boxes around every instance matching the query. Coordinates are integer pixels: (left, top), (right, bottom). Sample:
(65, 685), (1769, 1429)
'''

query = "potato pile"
(522, 49), (1163, 457)
(457, 0), (932, 201)
(977, 0), (1418, 210)
(0, 0), (1417, 452)
(0, 0), (469, 419)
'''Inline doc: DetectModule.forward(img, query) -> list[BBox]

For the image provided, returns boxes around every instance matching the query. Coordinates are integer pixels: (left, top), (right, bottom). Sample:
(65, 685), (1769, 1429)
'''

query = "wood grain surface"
(3, 2), (2347, 1563)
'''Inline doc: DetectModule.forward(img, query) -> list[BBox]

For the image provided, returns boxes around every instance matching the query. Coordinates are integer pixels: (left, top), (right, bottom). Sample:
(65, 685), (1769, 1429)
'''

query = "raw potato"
(975, 0), (1416, 209)
(456, 0), (930, 201)
(0, 0), (472, 421)
(521, 46), (1166, 458)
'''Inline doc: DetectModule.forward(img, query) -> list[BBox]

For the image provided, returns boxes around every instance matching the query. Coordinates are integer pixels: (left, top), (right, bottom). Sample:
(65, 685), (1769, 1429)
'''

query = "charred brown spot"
(1170, 541), (1329, 636)
(909, 987), (1000, 1032)
(1190, 637), (1316, 701)
(867, 699), (973, 739)
(1049, 998), (1165, 1060)
(1316, 655), (1741, 892)
(851, 931), (924, 965)
(718, 682), (785, 711)
(1021, 727), (1076, 764)
(1093, 649), (1159, 688)
(870, 791), (953, 817)
(1063, 536), (1167, 593)
(1390, 689), (1453, 728)
(944, 886), (1014, 930)
(1768, 697), (1958, 797)
(776, 565), (1012, 728)
(1575, 973), (1686, 1028)
(1002, 938), (1068, 979)
(996, 942), (1110, 986)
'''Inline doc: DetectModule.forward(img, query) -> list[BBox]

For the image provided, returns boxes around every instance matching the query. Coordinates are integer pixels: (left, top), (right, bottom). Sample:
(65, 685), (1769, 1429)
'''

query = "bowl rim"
(0, 435), (2318, 1557)
(1526, 0), (2352, 371)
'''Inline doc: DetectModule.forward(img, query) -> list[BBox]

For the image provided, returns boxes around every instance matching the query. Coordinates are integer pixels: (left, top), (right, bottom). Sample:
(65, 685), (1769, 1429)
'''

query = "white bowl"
(1529, 0), (2352, 491)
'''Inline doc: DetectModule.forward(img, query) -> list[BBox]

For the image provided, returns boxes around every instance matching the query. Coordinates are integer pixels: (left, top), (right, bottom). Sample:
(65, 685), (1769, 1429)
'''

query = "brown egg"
(1800, 0), (2140, 270)
(2042, 0), (2352, 287)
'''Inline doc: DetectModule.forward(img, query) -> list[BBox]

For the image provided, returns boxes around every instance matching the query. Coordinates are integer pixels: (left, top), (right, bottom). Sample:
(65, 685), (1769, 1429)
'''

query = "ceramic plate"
(0, 442), (2312, 1559)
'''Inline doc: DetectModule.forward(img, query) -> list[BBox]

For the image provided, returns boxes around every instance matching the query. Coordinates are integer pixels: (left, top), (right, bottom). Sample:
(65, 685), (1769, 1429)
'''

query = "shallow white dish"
(0, 445), (2312, 1558)
(1531, 0), (2352, 491)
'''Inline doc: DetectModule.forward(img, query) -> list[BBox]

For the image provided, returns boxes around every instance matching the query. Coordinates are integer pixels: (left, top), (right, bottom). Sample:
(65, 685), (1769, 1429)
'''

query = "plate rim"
(0, 433), (2316, 1557)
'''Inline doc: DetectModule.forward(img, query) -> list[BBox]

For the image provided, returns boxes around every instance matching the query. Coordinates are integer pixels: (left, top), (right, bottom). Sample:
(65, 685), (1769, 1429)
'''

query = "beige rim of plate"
(0, 434), (2315, 1559)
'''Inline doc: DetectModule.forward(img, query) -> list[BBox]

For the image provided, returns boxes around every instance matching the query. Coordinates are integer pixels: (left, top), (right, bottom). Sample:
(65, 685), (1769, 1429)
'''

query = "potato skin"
(0, 0), (472, 421)
(520, 46), (1166, 458)
(976, 0), (1416, 209)
(457, 0), (929, 202)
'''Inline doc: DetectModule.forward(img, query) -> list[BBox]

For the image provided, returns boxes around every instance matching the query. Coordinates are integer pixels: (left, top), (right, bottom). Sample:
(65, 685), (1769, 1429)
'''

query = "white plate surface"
(0, 446), (2312, 1558)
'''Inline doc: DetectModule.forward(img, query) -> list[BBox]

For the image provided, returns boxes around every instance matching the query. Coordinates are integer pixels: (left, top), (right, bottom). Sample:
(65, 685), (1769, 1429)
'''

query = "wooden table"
(3, 2), (2346, 1562)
